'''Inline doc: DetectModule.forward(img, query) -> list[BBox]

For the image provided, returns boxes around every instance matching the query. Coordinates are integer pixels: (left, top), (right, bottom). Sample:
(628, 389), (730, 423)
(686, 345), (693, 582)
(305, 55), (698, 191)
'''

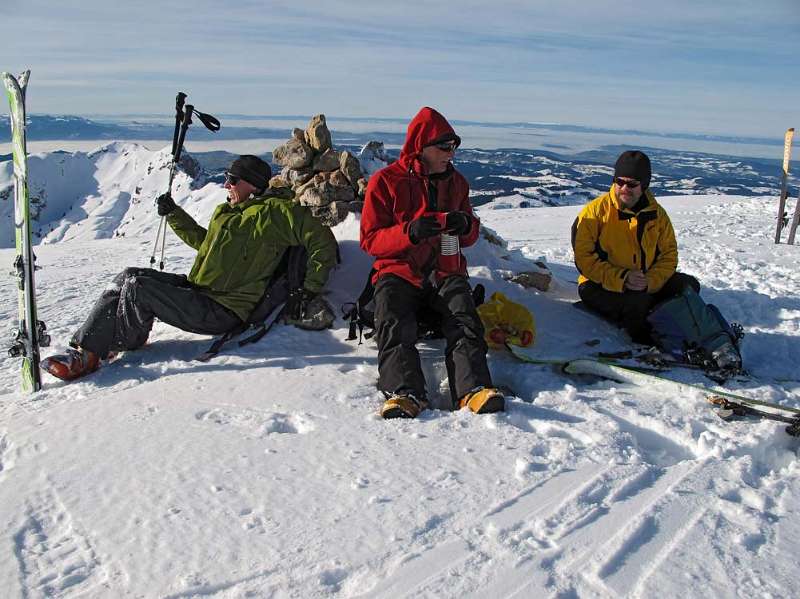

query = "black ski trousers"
(578, 272), (700, 344)
(373, 274), (492, 405)
(71, 267), (241, 358)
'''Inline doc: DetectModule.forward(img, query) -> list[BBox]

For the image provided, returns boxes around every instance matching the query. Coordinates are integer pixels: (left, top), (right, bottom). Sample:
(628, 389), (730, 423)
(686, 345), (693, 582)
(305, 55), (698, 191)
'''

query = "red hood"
(399, 107), (460, 172)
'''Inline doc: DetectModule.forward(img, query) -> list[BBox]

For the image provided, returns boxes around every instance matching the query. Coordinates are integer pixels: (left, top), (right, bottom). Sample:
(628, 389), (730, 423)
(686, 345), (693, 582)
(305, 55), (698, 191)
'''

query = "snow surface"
(0, 145), (799, 598)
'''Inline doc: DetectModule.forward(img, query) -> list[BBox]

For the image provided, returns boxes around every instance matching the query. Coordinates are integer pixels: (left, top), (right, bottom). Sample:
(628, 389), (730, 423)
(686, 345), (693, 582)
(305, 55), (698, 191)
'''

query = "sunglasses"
(614, 177), (641, 189)
(433, 141), (458, 153)
(224, 172), (240, 185)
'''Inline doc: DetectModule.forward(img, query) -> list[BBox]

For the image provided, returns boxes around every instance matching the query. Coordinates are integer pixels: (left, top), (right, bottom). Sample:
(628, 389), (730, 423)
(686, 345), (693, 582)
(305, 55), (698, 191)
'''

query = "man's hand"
(624, 270), (648, 291)
(284, 288), (316, 322)
(408, 215), (442, 244)
(156, 192), (177, 216)
(445, 211), (472, 235)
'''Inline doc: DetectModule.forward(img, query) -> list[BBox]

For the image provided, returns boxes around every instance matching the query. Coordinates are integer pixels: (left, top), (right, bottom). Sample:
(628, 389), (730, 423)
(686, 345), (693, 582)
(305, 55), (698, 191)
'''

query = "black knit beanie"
(229, 155), (271, 191)
(614, 150), (651, 190)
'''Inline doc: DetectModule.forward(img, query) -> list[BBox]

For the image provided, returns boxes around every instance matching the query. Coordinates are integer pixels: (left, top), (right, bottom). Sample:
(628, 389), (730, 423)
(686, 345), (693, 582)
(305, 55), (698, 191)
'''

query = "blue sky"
(1, 0), (797, 137)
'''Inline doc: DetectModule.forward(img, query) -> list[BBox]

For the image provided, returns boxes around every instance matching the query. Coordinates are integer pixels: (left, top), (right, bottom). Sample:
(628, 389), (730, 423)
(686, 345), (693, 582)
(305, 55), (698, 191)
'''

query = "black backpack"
(197, 246), (309, 361)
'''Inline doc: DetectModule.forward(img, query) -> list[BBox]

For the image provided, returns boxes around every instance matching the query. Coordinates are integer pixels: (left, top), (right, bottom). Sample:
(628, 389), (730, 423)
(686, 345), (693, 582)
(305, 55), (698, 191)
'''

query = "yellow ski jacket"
(572, 186), (678, 293)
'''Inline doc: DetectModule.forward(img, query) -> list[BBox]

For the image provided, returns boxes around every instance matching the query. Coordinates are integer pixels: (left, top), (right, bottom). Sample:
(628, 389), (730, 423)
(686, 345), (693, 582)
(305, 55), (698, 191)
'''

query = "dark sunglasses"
(224, 172), (240, 185)
(614, 177), (641, 188)
(434, 141), (458, 153)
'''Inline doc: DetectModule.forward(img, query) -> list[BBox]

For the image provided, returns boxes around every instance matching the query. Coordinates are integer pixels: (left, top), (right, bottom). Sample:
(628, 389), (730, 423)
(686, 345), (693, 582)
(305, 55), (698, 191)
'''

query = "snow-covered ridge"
(0, 142), (219, 247)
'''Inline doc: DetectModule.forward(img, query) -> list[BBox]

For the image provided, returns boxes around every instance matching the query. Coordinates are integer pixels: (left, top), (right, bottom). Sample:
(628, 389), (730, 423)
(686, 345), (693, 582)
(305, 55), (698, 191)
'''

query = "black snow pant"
(71, 267), (242, 358)
(578, 272), (700, 345)
(373, 274), (492, 406)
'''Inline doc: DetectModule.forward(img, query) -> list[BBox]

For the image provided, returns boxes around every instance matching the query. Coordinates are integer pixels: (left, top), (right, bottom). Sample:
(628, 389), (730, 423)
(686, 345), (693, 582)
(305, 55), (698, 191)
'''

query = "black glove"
(408, 215), (442, 244)
(156, 192), (177, 216)
(284, 288), (316, 322)
(445, 211), (472, 235)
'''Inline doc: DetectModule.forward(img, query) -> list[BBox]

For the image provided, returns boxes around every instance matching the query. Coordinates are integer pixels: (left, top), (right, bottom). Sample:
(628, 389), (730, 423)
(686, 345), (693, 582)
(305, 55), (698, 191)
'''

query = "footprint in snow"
(194, 408), (315, 437)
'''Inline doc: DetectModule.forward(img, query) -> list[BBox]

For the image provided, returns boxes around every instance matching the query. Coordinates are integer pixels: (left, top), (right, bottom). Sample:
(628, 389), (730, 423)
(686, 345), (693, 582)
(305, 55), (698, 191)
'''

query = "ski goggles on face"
(614, 177), (641, 188)
(433, 141), (458, 153)
(224, 172), (240, 185)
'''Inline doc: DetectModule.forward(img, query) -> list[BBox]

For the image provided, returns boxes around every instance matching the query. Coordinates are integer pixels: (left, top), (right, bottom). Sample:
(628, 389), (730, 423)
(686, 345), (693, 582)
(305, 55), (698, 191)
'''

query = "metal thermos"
(435, 212), (460, 272)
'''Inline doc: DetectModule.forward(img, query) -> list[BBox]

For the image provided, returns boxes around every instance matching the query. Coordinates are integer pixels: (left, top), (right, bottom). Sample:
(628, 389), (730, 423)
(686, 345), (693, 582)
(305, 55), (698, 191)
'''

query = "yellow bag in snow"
(477, 292), (535, 349)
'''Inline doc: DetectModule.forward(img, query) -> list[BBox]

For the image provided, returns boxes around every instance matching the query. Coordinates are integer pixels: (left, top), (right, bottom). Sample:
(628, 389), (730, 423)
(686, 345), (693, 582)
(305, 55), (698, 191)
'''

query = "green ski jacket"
(166, 189), (338, 321)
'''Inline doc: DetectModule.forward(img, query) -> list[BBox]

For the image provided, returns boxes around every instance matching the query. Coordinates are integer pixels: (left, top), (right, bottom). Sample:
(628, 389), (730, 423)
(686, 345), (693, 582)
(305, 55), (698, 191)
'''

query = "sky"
(0, 0), (798, 138)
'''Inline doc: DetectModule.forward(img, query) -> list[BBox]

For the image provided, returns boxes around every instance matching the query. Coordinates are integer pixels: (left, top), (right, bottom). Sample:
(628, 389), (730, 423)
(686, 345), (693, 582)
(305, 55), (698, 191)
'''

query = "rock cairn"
(269, 114), (368, 227)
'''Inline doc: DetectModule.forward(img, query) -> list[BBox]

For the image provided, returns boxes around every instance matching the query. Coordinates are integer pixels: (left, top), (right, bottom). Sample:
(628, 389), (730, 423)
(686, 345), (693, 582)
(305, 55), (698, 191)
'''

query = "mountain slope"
(0, 142), (212, 247)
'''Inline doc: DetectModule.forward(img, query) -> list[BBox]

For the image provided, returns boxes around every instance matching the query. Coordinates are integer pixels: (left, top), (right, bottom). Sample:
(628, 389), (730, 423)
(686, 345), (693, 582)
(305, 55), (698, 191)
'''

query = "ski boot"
(41, 348), (100, 381)
(381, 393), (429, 419)
(459, 387), (505, 414)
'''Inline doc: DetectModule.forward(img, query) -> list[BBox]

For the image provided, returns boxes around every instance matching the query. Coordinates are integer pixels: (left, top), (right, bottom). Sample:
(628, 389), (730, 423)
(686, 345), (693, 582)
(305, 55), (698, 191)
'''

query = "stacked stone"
(269, 114), (368, 227)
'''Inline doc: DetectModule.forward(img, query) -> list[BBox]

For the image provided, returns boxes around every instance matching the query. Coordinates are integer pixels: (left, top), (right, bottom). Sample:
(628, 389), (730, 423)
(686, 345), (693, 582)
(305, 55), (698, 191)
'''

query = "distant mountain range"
(0, 114), (783, 148)
(0, 141), (789, 249)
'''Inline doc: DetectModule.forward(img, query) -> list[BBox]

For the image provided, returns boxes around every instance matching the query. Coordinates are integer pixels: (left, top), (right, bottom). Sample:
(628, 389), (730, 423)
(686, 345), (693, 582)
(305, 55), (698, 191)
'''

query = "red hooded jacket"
(360, 107), (480, 287)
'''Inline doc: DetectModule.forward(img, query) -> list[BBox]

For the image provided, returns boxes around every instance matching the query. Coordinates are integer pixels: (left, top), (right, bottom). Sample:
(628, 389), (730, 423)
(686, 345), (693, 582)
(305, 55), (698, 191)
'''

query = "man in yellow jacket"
(571, 150), (699, 345)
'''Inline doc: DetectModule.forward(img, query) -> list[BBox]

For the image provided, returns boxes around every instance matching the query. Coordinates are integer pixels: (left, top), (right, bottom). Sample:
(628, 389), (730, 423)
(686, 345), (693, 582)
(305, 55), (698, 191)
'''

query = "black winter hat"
(614, 150), (651, 190)
(228, 155), (271, 191)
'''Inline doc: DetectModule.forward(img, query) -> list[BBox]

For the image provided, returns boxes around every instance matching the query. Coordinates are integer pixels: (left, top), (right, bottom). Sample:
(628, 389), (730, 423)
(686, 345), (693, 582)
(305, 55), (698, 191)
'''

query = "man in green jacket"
(43, 155), (338, 381)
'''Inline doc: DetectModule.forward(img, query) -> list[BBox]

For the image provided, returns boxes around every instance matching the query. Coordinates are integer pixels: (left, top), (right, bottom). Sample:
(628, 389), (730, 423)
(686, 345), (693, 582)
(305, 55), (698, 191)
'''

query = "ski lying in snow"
(594, 348), (747, 384)
(708, 396), (800, 435)
(505, 344), (800, 436)
(2, 70), (49, 392)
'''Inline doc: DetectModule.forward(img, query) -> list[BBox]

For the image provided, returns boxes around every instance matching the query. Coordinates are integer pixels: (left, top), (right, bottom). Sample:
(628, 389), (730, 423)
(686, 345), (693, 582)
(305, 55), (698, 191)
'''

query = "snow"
(1, 146), (799, 598)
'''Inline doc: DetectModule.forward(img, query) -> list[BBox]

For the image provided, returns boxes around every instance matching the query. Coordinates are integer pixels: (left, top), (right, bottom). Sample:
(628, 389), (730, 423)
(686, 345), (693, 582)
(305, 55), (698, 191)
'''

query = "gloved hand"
(445, 211), (472, 235)
(284, 288), (317, 322)
(408, 215), (442, 244)
(156, 192), (177, 216)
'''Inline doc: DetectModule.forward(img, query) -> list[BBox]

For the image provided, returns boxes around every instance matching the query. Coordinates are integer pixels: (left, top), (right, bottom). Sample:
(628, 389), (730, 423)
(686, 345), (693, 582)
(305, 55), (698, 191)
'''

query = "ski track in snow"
(12, 486), (114, 598)
(0, 168), (799, 598)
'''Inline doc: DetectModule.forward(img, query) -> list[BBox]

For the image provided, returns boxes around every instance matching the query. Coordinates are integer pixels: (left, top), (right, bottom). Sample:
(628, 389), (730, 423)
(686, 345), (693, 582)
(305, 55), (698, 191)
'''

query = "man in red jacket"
(360, 107), (504, 419)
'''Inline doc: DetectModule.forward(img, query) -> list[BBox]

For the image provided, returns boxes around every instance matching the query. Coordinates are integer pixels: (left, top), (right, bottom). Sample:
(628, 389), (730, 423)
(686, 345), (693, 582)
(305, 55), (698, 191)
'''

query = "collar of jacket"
(222, 186), (295, 212)
(405, 155), (456, 179)
(610, 185), (657, 216)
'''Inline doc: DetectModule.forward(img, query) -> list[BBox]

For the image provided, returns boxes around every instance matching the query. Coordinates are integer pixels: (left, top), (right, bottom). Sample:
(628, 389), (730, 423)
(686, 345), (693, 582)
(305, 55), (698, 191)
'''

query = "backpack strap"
(344, 268), (376, 344)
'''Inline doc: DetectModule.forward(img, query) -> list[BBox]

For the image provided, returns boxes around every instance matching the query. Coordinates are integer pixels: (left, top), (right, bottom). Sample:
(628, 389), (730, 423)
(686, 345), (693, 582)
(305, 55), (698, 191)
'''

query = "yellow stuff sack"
(477, 292), (535, 349)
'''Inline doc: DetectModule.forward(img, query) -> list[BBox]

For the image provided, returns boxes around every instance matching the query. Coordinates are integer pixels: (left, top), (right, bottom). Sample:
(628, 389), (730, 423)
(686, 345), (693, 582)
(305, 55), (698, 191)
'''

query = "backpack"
(197, 245), (310, 361)
(646, 287), (744, 374)
(343, 272), (485, 344)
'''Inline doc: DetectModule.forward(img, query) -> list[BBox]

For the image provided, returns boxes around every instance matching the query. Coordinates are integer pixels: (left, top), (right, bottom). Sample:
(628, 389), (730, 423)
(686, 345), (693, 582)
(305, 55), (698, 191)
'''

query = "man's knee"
(112, 267), (142, 288)
(658, 272), (700, 300)
(674, 272), (700, 294)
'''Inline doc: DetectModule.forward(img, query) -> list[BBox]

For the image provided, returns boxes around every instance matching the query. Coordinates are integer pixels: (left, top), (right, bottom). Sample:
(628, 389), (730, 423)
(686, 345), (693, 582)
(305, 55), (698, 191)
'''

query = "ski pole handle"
(171, 92), (188, 157)
(173, 104), (194, 164)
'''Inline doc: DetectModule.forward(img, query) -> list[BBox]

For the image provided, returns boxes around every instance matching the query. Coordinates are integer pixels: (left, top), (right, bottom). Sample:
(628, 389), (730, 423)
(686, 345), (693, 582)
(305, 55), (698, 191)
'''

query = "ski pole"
(150, 97), (221, 270)
(155, 104), (194, 270)
(171, 92), (187, 156)
(150, 92), (187, 268)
